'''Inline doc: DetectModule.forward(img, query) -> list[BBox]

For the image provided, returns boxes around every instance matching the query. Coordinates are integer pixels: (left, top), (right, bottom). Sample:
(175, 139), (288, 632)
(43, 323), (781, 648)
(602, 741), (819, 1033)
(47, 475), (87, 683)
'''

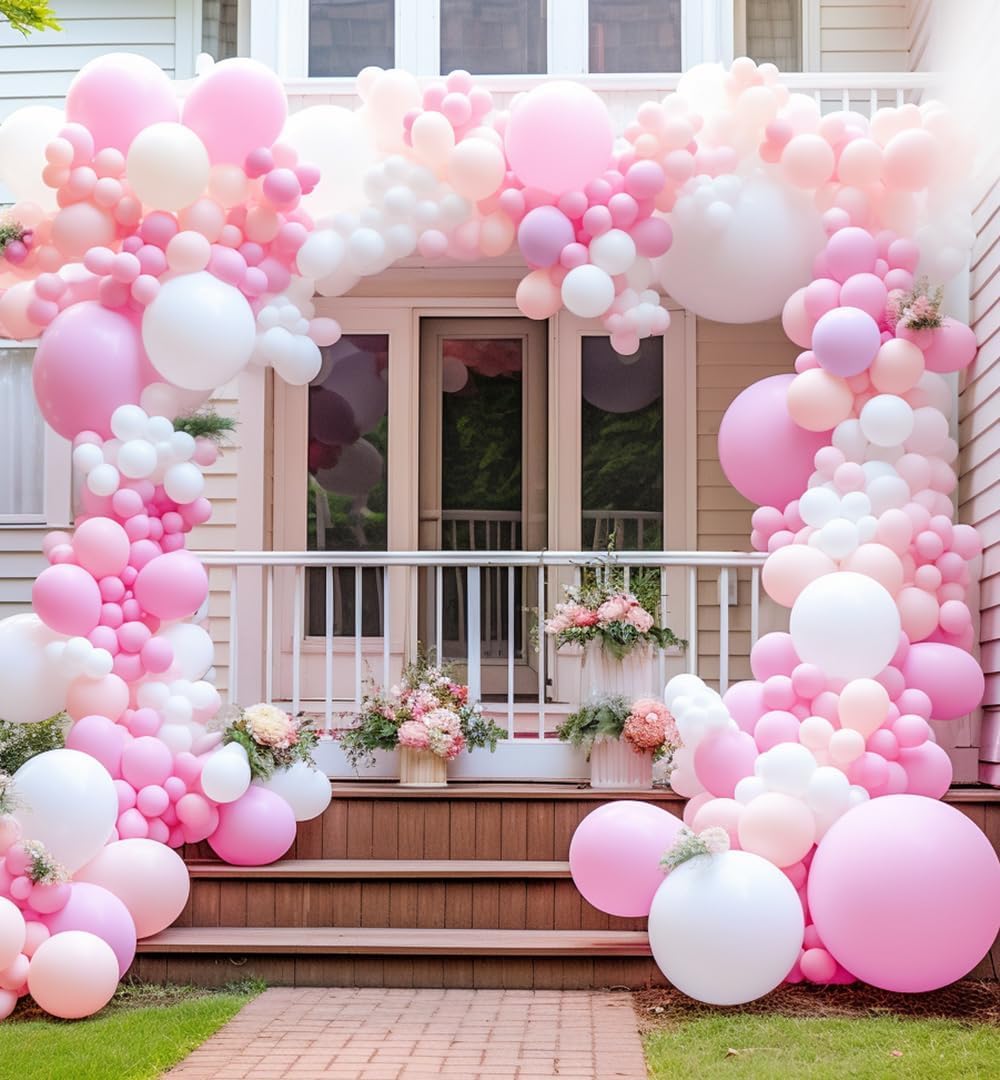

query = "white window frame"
(0, 341), (72, 528)
(278, 0), (745, 80)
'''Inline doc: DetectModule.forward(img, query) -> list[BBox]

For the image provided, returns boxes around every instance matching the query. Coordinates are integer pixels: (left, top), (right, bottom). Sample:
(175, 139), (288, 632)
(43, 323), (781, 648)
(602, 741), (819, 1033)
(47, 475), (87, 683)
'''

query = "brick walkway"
(165, 987), (649, 1079)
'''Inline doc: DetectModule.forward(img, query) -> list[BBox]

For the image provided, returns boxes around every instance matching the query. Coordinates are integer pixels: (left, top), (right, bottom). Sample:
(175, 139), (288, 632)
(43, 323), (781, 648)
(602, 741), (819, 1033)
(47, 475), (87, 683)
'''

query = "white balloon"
(816, 518), (859, 560)
(561, 264), (616, 319)
(200, 744), (252, 804)
(140, 382), (214, 418)
(126, 122), (210, 210)
(142, 272), (256, 391)
(87, 463), (120, 496)
(790, 571), (900, 680)
(734, 775), (767, 805)
(260, 762), (332, 821)
(859, 394), (914, 447)
(158, 623), (214, 681)
(0, 105), (64, 211)
(13, 749), (117, 873)
(156, 722), (193, 754)
(117, 439), (158, 479)
(754, 742), (817, 797)
(664, 674), (711, 708)
(589, 229), (637, 275)
(647, 850), (805, 1005)
(110, 405), (150, 442)
(0, 615), (71, 724)
(163, 462), (205, 503)
(297, 229), (347, 280)
(72, 443), (103, 475)
(798, 486), (840, 527)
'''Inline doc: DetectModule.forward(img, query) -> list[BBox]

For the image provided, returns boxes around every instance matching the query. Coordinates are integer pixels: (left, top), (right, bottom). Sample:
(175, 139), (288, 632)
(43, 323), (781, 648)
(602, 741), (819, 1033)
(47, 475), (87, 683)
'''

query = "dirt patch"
(634, 981), (1000, 1031)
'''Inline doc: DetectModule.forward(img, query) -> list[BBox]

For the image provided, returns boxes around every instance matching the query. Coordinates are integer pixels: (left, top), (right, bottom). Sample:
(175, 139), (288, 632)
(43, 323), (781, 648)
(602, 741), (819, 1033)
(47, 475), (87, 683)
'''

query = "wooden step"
(138, 926), (651, 956)
(186, 859), (571, 880)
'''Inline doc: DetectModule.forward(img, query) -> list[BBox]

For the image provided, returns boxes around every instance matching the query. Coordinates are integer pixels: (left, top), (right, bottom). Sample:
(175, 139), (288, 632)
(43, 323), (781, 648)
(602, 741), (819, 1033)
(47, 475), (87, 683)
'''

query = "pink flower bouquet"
(557, 694), (681, 760)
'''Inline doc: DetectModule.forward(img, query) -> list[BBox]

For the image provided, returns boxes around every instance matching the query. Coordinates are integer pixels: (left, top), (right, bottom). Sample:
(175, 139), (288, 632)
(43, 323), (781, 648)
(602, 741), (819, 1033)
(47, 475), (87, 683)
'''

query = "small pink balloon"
(121, 736), (173, 789)
(694, 729), (759, 798)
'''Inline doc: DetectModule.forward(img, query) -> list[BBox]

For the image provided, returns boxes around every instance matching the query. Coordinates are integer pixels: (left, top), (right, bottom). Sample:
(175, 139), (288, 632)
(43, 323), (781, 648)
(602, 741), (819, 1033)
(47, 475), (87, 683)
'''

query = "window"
(201, 0), (239, 62)
(306, 334), (388, 635)
(309, 0), (395, 77)
(589, 0), (682, 74)
(440, 0), (547, 75)
(744, 0), (802, 71)
(0, 347), (44, 521)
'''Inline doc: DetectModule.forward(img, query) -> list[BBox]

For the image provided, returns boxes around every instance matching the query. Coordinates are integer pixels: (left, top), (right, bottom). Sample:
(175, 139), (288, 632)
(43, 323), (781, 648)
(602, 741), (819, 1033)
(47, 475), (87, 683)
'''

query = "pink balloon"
(568, 801), (682, 917)
(43, 881), (137, 976)
(811, 306), (881, 377)
(754, 710), (802, 752)
(839, 273), (888, 322)
(693, 730), (758, 797)
(505, 82), (613, 196)
(73, 518), (132, 579)
(33, 303), (145, 440)
(66, 53), (178, 152)
(911, 317), (978, 374)
(718, 375), (828, 507)
(750, 633), (800, 681)
(182, 59), (287, 165)
(809, 796), (1000, 991)
(208, 785), (296, 866)
(690, 797), (744, 849)
(899, 642), (985, 720)
(32, 563), (101, 636)
(75, 838), (190, 938)
(66, 715), (126, 776)
(121, 736), (173, 790)
(66, 673), (130, 722)
(631, 217), (673, 258)
(722, 681), (766, 734)
(898, 741), (953, 798)
(133, 550), (209, 621)
(26, 930), (121, 1019)
(824, 227), (878, 283)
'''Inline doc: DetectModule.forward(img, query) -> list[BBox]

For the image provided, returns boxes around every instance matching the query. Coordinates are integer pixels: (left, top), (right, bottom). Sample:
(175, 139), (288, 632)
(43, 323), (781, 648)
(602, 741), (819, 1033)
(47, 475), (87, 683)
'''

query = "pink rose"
(626, 606), (653, 632)
(573, 609), (598, 627)
(597, 595), (629, 624)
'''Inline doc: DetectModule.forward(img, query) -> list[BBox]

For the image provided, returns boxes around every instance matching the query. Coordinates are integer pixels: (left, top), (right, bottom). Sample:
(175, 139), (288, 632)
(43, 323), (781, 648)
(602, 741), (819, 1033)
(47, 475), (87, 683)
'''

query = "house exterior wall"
(815, 0), (932, 71)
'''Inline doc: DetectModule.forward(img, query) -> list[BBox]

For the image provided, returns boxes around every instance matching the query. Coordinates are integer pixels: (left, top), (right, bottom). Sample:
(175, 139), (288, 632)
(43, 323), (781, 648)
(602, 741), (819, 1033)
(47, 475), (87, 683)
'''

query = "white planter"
(579, 642), (659, 701)
(398, 746), (448, 787)
(590, 737), (653, 789)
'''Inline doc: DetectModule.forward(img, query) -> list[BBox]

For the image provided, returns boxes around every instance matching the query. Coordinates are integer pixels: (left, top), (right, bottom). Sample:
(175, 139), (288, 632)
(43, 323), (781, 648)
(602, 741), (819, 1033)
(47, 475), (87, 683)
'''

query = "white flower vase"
(590, 737), (653, 790)
(580, 642), (659, 701)
(398, 746), (448, 787)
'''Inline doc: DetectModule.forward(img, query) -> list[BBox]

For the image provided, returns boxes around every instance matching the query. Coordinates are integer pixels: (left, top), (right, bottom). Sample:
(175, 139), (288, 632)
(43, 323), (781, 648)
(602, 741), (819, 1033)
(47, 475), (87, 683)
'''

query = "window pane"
(589, 0), (681, 73)
(306, 334), (389, 636)
(201, 0), (239, 62)
(581, 336), (663, 552)
(746, 0), (802, 72)
(0, 348), (43, 517)
(440, 0), (547, 75)
(309, 0), (394, 77)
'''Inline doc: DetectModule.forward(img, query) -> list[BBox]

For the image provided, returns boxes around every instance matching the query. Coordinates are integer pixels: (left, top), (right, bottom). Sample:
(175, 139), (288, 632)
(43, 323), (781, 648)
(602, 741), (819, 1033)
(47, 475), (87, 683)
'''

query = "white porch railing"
(196, 549), (767, 741)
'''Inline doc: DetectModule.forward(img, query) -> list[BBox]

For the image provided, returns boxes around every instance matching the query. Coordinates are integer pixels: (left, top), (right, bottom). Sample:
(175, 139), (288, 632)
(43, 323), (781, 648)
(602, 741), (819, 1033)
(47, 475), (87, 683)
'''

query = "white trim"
(249, 0), (282, 71)
(175, 0), (200, 79)
(549, 0), (587, 76)
(400, 0), (438, 75)
(803, 0), (822, 72)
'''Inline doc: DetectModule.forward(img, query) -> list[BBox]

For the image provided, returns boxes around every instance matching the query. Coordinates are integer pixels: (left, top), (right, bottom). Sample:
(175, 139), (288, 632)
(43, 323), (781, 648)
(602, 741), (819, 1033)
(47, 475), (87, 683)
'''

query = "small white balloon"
(589, 229), (637, 275)
(201, 744), (252, 804)
(117, 439), (158, 479)
(561, 264), (616, 319)
(110, 404), (149, 441)
(260, 762), (332, 821)
(87, 463), (120, 496)
(163, 462), (205, 504)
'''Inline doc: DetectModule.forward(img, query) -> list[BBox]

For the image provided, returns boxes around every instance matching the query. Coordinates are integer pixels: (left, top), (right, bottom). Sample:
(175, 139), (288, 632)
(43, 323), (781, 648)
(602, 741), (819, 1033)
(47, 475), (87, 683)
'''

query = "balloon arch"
(0, 53), (997, 1017)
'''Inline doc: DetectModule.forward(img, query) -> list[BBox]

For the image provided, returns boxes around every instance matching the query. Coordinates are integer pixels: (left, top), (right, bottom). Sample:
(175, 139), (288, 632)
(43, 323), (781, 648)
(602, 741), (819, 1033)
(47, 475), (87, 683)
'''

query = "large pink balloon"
(66, 53), (178, 152)
(693, 730), (758, 797)
(32, 563), (101, 636)
(899, 642), (985, 720)
(182, 58), (287, 165)
(902, 318), (977, 374)
(33, 303), (145, 440)
(26, 930), (121, 1019)
(718, 375), (827, 507)
(133, 550), (209, 620)
(809, 796), (1000, 991)
(568, 801), (683, 917)
(505, 81), (613, 196)
(73, 517), (131, 579)
(43, 881), (137, 976)
(208, 785), (296, 866)
(75, 838), (190, 938)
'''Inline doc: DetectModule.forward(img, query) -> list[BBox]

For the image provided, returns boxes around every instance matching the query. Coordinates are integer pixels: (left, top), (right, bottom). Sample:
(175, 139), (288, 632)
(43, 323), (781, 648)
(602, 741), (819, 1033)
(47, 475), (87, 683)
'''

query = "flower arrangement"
(660, 826), (731, 871)
(222, 703), (319, 779)
(556, 695), (680, 759)
(20, 838), (70, 886)
(0, 217), (33, 265)
(339, 654), (507, 768)
(887, 277), (944, 331)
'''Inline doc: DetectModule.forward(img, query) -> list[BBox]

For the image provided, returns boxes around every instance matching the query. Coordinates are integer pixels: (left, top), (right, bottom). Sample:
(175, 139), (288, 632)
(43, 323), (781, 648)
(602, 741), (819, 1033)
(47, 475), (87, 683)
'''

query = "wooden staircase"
(134, 783), (681, 989)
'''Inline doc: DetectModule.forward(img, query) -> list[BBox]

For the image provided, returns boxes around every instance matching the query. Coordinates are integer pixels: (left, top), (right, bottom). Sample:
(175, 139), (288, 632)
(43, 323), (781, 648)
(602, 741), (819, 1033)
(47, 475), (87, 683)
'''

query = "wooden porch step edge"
(326, 782), (683, 800)
(137, 927), (651, 957)
(186, 859), (571, 880)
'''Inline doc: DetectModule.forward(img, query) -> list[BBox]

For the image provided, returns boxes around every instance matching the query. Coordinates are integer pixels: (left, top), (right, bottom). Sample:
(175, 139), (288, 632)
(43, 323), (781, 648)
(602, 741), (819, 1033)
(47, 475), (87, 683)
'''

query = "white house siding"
(817, 0), (931, 72)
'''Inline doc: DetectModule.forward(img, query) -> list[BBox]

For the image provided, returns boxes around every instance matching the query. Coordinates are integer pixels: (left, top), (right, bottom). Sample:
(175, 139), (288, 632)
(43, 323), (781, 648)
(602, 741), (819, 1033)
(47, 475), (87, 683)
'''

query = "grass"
(639, 983), (1000, 1080)
(0, 979), (263, 1080)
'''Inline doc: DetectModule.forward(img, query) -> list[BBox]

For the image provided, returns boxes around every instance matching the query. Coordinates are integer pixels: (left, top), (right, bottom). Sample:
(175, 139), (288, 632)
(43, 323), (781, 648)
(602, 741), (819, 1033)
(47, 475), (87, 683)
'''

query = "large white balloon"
(283, 105), (376, 217)
(0, 106), (64, 211)
(790, 571), (901, 680)
(126, 122), (210, 210)
(158, 623), (214, 681)
(561, 264), (615, 319)
(0, 614), (71, 724)
(647, 850), (805, 1005)
(657, 175), (824, 322)
(259, 762), (332, 821)
(142, 271), (256, 391)
(14, 749), (118, 872)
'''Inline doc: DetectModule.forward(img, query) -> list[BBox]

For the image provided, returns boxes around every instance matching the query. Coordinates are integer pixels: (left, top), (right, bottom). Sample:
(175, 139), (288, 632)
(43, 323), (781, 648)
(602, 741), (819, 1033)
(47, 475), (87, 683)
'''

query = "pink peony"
(398, 720), (431, 751)
(573, 608), (599, 627)
(626, 604), (653, 632)
(597, 595), (630, 623)
(623, 698), (678, 753)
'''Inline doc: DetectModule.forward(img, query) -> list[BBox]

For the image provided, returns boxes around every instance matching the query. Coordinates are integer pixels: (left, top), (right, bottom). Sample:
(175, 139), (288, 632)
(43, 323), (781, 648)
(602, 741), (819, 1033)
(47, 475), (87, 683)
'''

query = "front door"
(418, 317), (548, 698)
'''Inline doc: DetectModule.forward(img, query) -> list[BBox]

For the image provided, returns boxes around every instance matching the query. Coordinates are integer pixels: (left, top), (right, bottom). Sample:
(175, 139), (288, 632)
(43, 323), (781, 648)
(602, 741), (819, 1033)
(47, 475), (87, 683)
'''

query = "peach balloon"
(26, 930), (119, 1019)
(692, 797), (744, 849)
(874, 507), (913, 555)
(762, 545), (837, 608)
(869, 338), (925, 395)
(781, 288), (814, 348)
(842, 543), (904, 595)
(738, 793), (816, 868)
(516, 269), (562, 320)
(782, 134), (836, 189)
(829, 727), (866, 766)
(787, 368), (854, 431)
(66, 672), (130, 721)
(882, 128), (938, 191)
(897, 586), (940, 642)
(838, 678), (890, 738)
(836, 138), (883, 186)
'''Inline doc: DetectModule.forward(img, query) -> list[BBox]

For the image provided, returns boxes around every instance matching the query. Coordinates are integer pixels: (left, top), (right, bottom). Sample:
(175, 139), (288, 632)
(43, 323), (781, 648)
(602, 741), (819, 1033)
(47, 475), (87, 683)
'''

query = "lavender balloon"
(811, 305), (881, 377)
(516, 206), (575, 269)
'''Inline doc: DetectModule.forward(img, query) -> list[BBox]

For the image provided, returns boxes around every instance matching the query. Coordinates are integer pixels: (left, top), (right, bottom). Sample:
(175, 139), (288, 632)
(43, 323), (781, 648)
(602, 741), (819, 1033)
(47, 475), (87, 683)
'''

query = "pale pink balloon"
(762, 545), (837, 607)
(803, 278), (841, 320)
(787, 368), (854, 431)
(66, 673), (130, 722)
(121, 736), (173, 790)
(32, 563), (101, 636)
(882, 128), (938, 192)
(870, 338), (924, 394)
(65, 714), (126, 775)
(133, 550), (208, 621)
(694, 729), (759, 798)
(910, 317), (978, 374)
(738, 792), (816, 868)
(754, 710), (802, 751)
(0, 898), (25, 972)
(824, 227), (878, 282)
(691, 797), (744, 849)
(750, 632), (800, 681)
(207, 785), (297, 867)
(898, 742), (953, 798)
(183, 59), (287, 165)
(73, 517), (132, 579)
(26, 930), (121, 1019)
(842, 543), (904, 595)
(896, 586), (939, 642)
(839, 273), (887, 322)
(899, 642), (985, 720)
(781, 288), (814, 348)
(809, 795), (1000, 991)
(722, 680), (766, 735)
(516, 269), (562, 320)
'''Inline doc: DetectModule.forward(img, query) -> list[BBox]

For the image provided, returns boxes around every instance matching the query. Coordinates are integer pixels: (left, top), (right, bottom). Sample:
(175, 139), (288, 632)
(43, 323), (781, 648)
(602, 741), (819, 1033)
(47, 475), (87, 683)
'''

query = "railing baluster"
(435, 565), (443, 664)
(382, 567), (391, 690)
(687, 565), (698, 677)
(537, 564), (546, 740)
(507, 565), (515, 740)
(719, 567), (730, 696)
(466, 566), (481, 702)
(841, 88), (849, 112)
(354, 566), (363, 709)
(292, 565), (303, 716)
(324, 565), (333, 732)
(265, 564), (274, 703)
(869, 88), (878, 119)
(750, 565), (761, 650)
(228, 568), (238, 706)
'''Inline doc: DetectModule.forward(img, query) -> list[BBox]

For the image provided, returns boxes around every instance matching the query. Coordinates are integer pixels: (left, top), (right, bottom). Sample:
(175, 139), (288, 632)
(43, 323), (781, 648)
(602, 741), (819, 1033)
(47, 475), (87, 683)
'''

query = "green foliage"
(0, 1), (60, 36)
(22, 838), (69, 885)
(0, 712), (66, 776)
(556, 696), (631, 757)
(221, 712), (318, 780)
(172, 409), (236, 444)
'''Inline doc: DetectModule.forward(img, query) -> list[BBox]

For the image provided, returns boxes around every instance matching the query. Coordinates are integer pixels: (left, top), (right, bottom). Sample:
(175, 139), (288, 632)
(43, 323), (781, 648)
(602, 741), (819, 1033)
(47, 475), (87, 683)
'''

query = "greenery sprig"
(660, 826), (731, 871)
(172, 409), (237, 444)
(0, 774), (19, 817)
(22, 838), (70, 885)
(0, 1), (61, 36)
(222, 709), (318, 780)
(556, 696), (632, 759)
(0, 712), (67, 775)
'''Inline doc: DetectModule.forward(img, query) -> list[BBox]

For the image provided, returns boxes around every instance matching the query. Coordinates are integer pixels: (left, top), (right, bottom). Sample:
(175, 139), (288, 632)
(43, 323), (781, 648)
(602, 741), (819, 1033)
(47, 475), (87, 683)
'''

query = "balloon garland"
(0, 52), (996, 1015)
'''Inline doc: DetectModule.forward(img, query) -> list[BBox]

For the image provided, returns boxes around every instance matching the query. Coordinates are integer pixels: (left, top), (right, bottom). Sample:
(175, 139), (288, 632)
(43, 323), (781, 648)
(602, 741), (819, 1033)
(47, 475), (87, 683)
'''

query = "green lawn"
(0, 981), (262, 1080)
(640, 983), (1000, 1080)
